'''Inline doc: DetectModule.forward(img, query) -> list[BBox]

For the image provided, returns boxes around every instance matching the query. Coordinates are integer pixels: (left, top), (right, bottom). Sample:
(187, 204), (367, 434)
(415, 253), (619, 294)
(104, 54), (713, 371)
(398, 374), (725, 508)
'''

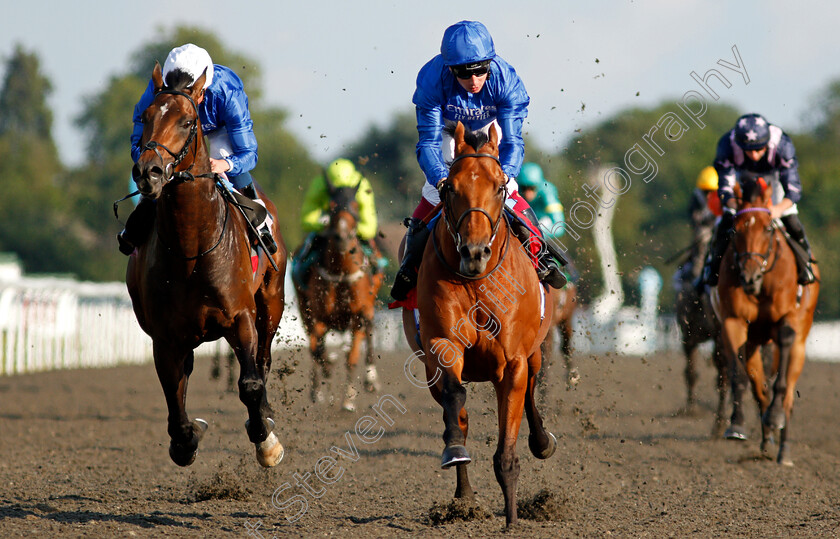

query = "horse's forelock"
(462, 128), (489, 153)
(163, 69), (196, 92)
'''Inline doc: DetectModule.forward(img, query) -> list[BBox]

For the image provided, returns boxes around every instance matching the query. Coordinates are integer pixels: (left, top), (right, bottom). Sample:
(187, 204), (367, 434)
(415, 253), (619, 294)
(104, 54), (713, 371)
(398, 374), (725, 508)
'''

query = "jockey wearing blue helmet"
(390, 21), (566, 303)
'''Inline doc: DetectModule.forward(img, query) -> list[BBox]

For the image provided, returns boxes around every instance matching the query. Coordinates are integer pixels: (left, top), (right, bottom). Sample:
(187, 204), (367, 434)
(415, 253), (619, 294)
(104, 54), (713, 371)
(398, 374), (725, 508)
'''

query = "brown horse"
(539, 283), (579, 390)
(294, 180), (383, 412)
(405, 122), (556, 527)
(711, 177), (819, 465)
(127, 63), (286, 467)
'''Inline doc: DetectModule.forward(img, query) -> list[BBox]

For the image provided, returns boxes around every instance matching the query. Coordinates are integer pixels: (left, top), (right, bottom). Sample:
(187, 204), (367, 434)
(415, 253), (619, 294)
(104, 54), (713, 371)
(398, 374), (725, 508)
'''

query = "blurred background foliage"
(0, 26), (836, 317)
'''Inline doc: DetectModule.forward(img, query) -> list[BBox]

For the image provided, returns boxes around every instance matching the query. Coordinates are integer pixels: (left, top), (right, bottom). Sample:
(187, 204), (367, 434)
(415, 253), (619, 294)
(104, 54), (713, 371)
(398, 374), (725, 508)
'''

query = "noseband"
(441, 153), (507, 252)
(433, 152), (511, 280)
(734, 207), (780, 282)
(140, 89), (201, 183)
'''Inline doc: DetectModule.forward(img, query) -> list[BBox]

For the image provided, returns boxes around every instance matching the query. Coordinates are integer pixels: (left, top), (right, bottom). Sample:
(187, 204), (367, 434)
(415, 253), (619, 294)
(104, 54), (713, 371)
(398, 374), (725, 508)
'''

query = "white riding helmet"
(162, 43), (214, 89)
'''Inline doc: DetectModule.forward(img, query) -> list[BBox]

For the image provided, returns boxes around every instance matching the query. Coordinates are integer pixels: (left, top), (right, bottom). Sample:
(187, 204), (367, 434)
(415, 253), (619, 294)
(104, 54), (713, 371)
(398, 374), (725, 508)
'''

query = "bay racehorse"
(127, 63), (286, 467)
(711, 176), (819, 465)
(294, 178), (383, 412)
(404, 122), (557, 526)
(539, 283), (579, 390)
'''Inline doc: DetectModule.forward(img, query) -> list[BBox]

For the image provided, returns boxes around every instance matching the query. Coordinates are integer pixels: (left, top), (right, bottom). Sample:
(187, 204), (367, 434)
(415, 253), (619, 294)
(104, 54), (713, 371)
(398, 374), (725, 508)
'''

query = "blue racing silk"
(130, 64), (258, 177)
(413, 55), (529, 186)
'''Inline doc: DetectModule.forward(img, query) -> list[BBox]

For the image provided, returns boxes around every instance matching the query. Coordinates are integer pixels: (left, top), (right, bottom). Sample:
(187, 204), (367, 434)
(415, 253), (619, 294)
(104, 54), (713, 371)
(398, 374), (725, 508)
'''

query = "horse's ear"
(759, 178), (773, 208)
(152, 62), (164, 92)
(453, 122), (470, 156)
(189, 69), (208, 101)
(488, 123), (500, 153)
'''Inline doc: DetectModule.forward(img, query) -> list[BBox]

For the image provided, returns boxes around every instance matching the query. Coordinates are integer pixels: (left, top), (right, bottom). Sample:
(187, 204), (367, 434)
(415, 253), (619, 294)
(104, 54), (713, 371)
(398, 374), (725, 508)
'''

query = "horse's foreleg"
(525, 350), (556, 460)
(341, 325), (366, 412)
(493, 360), (527, 527)
(722, 318), (750, 441)
(683, 342), (700, 411)
(153, 345), (207, 467)
(362, 317), (380, 393)
(309, 322), (329, 404)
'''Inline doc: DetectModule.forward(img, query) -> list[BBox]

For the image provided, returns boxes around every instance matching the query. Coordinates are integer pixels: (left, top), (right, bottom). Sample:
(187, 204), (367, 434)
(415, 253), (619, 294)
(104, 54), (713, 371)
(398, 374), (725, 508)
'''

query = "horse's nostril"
(483, 246), (491, 256)
(459, 246), (470, 259)
(149, 166), (164, 180)
(131, 164), (141, 181)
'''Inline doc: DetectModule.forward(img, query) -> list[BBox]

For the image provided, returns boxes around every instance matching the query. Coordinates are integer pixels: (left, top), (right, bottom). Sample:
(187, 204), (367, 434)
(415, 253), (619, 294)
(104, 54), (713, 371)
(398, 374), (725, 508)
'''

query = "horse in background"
(127, 63), (287, 468)
(294, 177), (383, 412)
(711, 176), (819, 465)
(408, 122), (557, 527)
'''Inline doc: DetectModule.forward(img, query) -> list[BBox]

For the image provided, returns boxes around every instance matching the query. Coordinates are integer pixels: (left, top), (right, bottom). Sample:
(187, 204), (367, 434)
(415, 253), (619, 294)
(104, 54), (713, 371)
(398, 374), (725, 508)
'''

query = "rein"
(434, 152), (511, 281)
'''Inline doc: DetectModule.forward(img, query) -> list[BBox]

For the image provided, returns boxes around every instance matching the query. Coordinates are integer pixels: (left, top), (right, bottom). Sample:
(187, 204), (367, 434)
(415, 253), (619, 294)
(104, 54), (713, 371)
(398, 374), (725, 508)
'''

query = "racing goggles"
(450, 60), (491, 79)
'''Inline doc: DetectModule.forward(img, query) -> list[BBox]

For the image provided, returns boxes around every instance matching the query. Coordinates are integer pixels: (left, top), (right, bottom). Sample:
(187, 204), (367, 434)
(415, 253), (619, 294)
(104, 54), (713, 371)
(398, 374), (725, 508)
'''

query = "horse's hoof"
(566, 369), (580, 388)
(194, 418), (209, 435)
(529, 432), (557, 460)
(441, 445), (471, 469)
(724, 426), (748, 441)
(256, 431), (285, 468)
(341, 400), (356, 412)
(169, 444), (197, 467)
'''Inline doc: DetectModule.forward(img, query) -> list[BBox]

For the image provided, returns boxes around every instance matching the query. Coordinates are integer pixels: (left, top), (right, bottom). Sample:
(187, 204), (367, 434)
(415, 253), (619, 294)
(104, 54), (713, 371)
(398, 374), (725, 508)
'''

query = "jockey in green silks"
(292, 158), (387, 288)
(517, 162), (578, 282)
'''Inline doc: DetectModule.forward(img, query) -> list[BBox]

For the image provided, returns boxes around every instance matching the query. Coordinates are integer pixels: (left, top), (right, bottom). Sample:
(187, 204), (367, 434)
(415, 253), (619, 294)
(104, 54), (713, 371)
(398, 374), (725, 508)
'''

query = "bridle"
(433, 152), (511, 280)
(138, 89), (210, 184)
(137, 88), (228, 260)
(733, 207), (780, 283)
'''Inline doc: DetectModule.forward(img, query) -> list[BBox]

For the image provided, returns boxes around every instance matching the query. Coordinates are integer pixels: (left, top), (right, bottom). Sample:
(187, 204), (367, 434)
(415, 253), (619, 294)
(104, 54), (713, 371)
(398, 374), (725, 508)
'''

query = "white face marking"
(159, 103), (170, 117)
(748, 216), (755, 227)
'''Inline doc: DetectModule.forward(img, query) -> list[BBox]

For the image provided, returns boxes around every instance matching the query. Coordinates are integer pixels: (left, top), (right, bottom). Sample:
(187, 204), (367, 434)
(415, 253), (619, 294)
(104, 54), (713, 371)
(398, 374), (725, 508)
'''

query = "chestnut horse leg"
(308, 321), (329, 404)
(341, 323), (366, 412)
(493, 359), (528, 527)
(428, 381), (475, 501)
(723, 318), (751, 441)
(363, 317), (380, 393)
(776, 334), (806, 466)
(524, 349), (557, 460)
(739, 341), (774, 456)
(153, 344), (208, 467)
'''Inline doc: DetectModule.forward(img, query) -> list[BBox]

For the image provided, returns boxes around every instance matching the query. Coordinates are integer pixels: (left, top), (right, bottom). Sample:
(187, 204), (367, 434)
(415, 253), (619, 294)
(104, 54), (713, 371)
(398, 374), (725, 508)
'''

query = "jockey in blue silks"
(118, 43), (277, 255)
(698, 113), (816, 287)
(390, 20), (566, 302)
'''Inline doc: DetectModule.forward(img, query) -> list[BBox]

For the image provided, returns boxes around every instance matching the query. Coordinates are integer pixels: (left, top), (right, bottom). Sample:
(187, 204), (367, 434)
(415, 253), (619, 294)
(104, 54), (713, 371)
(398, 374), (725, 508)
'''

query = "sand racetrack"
(1, 341), (839, 537)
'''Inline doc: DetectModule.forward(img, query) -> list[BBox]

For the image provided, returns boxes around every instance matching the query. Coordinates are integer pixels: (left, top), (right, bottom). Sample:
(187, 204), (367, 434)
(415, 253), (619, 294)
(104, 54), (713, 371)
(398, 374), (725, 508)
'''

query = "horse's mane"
(463, 128), (489, 152)
(163, 69), (196, 92)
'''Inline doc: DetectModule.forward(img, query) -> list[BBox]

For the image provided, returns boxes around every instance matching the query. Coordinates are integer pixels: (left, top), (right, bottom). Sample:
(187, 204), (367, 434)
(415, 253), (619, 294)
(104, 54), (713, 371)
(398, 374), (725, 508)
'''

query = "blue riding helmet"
(440, 20), (496, 66)
(734, 113), (770, 151)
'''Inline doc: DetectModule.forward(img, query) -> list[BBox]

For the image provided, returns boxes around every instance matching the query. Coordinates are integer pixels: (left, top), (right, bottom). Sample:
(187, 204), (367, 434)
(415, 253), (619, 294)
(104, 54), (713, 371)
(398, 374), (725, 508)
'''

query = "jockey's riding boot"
(240, 184), (278, 255)
(699, 210), (735, 288)
(781, 215), (816, 284)
(509, 212), (567, 289)
(116, 197), (156, 256)
(293, 233), (326, 289)
(390, 218), (430, 301)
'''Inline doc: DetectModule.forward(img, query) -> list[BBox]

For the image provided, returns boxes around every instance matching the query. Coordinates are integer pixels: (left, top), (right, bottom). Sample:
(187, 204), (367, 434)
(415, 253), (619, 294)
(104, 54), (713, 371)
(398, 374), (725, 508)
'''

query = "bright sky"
(2, 1), (837, 168)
